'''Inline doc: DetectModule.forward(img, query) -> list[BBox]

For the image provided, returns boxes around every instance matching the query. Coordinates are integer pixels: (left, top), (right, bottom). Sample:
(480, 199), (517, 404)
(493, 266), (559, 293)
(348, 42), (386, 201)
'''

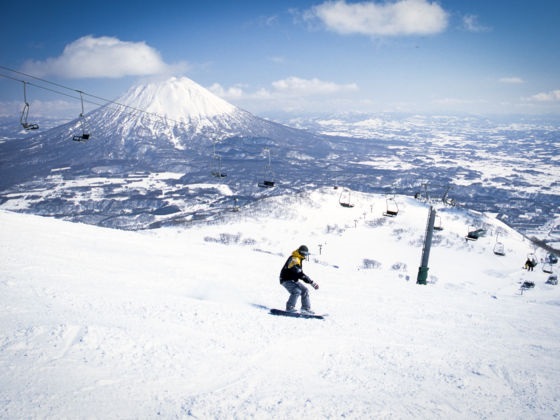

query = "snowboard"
(269, 308), (326, 319)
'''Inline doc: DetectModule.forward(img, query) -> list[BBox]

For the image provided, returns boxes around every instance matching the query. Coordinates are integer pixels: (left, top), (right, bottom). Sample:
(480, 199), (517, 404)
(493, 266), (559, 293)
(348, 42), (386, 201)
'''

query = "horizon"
(1, 0), (559, 120)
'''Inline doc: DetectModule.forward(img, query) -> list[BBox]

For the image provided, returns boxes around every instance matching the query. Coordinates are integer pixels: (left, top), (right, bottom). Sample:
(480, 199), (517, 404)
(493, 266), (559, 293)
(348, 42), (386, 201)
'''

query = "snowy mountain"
(1, 187), (559, 418)
(0, 76), (317, 184)
(93, 76), (307, 145)
(0, 76), (334, 228)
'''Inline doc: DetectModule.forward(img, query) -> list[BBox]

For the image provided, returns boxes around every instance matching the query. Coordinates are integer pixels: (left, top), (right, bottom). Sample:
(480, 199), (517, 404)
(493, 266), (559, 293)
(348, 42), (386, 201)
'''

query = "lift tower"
(417, 206), (436, 285)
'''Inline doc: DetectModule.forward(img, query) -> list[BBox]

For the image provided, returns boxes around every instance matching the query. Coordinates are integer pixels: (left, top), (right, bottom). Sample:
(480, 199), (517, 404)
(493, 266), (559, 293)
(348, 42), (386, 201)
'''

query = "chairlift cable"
(0, 65), (187, 126)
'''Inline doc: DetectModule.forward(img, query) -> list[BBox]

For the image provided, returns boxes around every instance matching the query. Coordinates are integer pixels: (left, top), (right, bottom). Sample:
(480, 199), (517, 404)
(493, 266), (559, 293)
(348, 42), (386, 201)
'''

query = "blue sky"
(1, 0), (559, 119)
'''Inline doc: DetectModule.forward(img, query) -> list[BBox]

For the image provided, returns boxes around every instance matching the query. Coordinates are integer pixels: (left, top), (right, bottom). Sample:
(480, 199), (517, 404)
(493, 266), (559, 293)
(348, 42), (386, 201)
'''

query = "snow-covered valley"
(1, 188), (559, 418)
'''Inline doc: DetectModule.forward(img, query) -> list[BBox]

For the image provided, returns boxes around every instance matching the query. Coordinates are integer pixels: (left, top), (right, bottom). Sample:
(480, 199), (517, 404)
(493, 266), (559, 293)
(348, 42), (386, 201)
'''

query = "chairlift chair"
(493, 234), (505, 255)
(493, 242), (505, 256)
(546, 274), (558, 285)
(257, 148), (275, 188)
(72, 91), (90, 142)
(547, 253), (558, 265)
(258, 180), (275, 188)
(542, 263), (553, 274)
(20, 81), (39, 130)
(211, 154), (226, 178)
(339, 190), (354, 208)
(434, 215), (444, 231)
(526, 253), (538, 268)
(231, 197), (240, 212)
(383, 197), (399, 217)
(466, 227), (486, 241)
(442, 185), (455, 206)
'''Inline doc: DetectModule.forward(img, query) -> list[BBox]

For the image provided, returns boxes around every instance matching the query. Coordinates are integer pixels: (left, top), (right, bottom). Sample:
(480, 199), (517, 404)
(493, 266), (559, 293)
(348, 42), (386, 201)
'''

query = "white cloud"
(211, 77), (358, 101)
(268, 56), (286, 64)
(208, 83), (245, 99)
(271, 77), (358, 95)
(209, 77), (360, 115)
(529, 89), (560, 102)
(21, 35), (187, 79)
(499, 77), (524, 84)
(462, 14), (491, 32)
(305, 0), (448, 36)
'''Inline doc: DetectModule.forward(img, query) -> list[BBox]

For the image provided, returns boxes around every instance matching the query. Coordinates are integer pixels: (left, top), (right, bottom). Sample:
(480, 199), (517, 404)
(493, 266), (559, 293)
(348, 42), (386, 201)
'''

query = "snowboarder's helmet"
(298, 245), (309, 257)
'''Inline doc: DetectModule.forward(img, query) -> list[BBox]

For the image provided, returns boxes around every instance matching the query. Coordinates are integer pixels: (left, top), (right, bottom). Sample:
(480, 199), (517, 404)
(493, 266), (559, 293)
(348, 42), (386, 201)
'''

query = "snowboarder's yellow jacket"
(279, 249), (311, 283)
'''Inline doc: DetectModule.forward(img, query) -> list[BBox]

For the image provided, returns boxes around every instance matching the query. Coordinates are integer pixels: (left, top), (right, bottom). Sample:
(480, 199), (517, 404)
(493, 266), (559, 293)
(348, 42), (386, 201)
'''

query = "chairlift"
(258, 148), (275, 188)
(547, 253), (558, 265)
(434, 214), (444, 231)
(211, 154), (226, 178)
(210, 142), (226, 177)
(230, 197), (240, 212)
(72, 91), (90, 142)
(339, 190), (354, 208)
(546, 274), (558, 285)
(442, 185), (455, 206)
(212, 143), (227, 178)
(466, 227), (486, 241)
(20, 81), (39, 130)
(526, 253), (538, 269)
(414, 182), (430, 202)
(383, 197), (399, 217)
(542, 263), (553, 274)
(258, 180), (275, 188)
(492, 234), (505, 255)
(493, 242), (505, 256)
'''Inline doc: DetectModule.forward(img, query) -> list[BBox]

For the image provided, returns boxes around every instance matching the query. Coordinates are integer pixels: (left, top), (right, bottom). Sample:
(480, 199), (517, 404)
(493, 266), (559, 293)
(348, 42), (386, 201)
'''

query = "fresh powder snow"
(1, 188), (559, 418)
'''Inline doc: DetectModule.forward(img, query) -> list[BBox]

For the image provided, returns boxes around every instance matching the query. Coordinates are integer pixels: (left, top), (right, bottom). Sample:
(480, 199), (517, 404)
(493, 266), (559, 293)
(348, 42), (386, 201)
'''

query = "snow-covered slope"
(1, 188), (559, 418)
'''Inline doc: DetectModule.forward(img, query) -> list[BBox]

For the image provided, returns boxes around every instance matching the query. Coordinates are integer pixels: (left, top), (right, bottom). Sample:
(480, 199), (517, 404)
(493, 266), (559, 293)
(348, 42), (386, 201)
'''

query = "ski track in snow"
(1, 188), (559, 419)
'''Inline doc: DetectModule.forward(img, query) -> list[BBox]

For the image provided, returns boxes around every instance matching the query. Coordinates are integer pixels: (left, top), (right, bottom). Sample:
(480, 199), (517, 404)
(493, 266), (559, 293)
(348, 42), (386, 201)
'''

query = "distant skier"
(279, 245), (319, 314)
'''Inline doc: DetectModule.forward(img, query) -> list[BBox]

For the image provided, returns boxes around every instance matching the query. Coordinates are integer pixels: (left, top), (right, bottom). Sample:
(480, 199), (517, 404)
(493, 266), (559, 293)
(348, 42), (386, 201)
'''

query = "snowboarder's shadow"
(249, 303), (270, 311)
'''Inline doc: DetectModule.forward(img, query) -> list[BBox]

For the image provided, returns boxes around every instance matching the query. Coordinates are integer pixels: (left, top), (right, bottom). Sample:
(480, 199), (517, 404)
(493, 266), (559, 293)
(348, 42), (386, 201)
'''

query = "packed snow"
(1, 188), (559, 418)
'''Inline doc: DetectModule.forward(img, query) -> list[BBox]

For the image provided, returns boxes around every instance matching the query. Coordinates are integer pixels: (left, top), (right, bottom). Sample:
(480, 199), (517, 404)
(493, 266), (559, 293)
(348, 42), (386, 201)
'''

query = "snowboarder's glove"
(311, 282), (319, 290)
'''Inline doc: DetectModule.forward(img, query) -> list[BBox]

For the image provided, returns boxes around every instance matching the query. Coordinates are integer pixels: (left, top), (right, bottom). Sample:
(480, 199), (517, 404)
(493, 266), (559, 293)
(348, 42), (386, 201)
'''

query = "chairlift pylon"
(20, 81), (39, 130)
(258, 148), (275, 188)
(72, 91), (90, 142)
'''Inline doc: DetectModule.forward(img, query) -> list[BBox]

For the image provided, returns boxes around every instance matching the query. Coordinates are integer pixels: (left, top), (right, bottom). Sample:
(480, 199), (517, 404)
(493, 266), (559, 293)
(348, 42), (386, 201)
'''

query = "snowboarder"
(279, 245), (319, 314)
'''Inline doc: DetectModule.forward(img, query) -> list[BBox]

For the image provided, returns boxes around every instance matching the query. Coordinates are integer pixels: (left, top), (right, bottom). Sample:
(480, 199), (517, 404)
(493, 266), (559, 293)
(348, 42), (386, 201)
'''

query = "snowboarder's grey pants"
(282, 280), (311, 311)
